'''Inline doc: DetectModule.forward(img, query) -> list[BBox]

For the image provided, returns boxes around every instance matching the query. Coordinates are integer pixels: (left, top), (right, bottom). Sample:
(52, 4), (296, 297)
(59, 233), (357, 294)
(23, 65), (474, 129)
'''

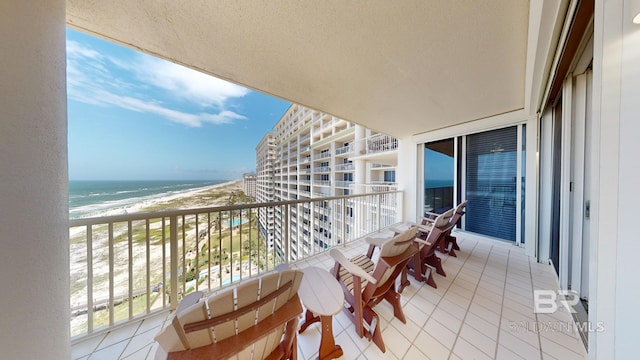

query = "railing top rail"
(69, 191), (402, 226)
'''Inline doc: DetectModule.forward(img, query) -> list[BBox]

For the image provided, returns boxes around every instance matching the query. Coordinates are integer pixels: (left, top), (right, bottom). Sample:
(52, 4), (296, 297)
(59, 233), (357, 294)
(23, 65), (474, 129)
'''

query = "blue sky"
(66, 29), (290, 181)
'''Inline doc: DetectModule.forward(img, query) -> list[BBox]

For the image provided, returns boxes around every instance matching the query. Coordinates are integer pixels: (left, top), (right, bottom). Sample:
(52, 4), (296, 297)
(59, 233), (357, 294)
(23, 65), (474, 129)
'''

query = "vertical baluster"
(128, 220), (133, 319)
(181, 215), (186, 296)
(108, 222), (114, 325)
(195, 214), (199, 292)
(145, 219), (150, 314)
(169, 215), (178, 311)
(86, 225), (93, 333)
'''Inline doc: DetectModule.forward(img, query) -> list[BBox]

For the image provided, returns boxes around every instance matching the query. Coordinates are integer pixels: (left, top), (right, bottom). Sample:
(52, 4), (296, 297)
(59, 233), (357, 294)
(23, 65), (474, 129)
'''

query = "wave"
(69, 180), (230, 219)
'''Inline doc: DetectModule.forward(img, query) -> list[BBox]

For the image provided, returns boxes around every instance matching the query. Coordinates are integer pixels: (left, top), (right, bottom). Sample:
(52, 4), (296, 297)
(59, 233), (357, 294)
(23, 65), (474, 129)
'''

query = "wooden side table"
(298, 266), (344, 360)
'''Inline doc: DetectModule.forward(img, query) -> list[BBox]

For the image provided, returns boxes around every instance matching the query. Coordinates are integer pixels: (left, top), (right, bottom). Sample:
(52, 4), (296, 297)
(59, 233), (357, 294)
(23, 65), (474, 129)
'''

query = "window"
(466, 126), (518, 241)
(424, 139), (454, 213)
(383, 170), (396, 182)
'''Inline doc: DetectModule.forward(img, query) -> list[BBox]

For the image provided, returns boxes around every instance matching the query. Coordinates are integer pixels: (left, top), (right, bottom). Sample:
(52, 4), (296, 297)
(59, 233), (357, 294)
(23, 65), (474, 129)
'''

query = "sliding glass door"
(465, 127), (518, 241)
(424, 139), (454, 214)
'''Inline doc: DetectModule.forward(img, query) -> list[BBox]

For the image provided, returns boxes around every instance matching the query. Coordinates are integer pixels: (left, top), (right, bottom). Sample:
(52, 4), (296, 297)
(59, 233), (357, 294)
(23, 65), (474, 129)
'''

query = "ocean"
(69, 180), (228, 219)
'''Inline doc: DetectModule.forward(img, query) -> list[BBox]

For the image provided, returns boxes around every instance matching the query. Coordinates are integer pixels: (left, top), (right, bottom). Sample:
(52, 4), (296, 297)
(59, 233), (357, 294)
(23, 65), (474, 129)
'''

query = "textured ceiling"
(67, 0), (530, 138)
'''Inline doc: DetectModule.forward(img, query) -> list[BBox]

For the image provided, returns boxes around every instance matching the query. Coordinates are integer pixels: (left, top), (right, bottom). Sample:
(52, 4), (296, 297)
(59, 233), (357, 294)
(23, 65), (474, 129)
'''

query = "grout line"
(447, 241), (495, 359)
(492, 246), (511, 360)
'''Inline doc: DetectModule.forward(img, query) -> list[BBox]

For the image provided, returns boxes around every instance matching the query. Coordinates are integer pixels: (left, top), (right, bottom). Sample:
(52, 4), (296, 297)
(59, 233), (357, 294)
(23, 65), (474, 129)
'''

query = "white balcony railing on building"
(313, 166), (331, 173)
(335, 180), (354, 188)
(68, 191), (402, 339)
(350, 182), (398, 193)
(353, 134), (399, 156)
(335, 145), (351, 155)
(335, 163), (354, 171)
(316, 152), (331, 159)
(313, 180), (331, 186)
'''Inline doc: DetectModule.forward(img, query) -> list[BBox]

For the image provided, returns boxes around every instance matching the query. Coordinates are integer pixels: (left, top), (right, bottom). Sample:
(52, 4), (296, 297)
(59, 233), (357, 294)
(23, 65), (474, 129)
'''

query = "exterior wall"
(591, 0), (640, 357)
(256, 134), (276, 249)
(242, 173), (256, 200)
(0, 1), (70, 358)
(256, 105), (397, 261)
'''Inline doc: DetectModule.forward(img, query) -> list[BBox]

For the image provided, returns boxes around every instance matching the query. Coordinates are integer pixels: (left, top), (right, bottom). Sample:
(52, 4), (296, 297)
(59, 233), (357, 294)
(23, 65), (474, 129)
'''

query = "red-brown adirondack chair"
(329, 227), (418, 353)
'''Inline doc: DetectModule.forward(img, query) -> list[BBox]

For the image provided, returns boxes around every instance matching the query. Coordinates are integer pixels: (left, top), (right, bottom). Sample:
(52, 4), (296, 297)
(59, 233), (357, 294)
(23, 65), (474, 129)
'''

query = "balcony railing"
(313, 179), (331, 186)
(335, 145), (351, 155)
(313, 166), (331, 173)
(350, 182), (398, 193)
(335, 163), (354, 171)
(335, 180), (354, 188)
(353, 134), (399, 156)
(68, 191), (402, 339)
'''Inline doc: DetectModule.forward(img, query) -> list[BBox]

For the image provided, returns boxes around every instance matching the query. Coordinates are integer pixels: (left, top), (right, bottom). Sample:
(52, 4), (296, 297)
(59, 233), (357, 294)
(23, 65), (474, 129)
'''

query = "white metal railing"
(335, 145), (351, 155)
(313, 166), (331, 173)
(350, 182), (398, 193)
(317, 151), (331, 159)
(335, 180), (354, 188)
(335, 163), (354, 171)
(353, 134), (399, 156)
(68, 191), (402, 339)
(313, 180), (331, 186)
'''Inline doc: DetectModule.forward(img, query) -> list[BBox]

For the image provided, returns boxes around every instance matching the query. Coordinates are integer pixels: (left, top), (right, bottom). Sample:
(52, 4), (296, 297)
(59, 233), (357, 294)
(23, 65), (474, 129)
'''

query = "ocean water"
(69, 180), (227, 219)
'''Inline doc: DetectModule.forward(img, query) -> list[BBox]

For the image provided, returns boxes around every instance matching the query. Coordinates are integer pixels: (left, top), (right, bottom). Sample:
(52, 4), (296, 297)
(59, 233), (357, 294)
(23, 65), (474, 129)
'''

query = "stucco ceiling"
(67, 0), (530, 138)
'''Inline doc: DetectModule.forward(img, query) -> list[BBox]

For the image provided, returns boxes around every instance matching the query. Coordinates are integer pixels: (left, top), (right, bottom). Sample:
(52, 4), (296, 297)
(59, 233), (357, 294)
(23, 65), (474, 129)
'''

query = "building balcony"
(71, 228), (586, 360)
(335, 180), (354, 188)
(313, 180), (331, 186)
(349, 134), (399, 166)
(335, 163), (354, 171)
(313, 166), (331, 173)
(335, 145), (351, 156)
(316, 151), (331, 159)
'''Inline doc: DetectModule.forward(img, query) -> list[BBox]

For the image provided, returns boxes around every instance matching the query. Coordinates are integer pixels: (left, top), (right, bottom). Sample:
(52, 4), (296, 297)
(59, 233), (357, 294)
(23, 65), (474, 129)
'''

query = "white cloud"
(136, 58), (250, 108)
(66, 40), (250, 127)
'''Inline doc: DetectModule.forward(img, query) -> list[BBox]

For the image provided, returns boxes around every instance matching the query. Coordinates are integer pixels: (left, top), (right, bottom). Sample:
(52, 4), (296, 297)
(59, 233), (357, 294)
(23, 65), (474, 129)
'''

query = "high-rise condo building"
(256, 104), (398, 261)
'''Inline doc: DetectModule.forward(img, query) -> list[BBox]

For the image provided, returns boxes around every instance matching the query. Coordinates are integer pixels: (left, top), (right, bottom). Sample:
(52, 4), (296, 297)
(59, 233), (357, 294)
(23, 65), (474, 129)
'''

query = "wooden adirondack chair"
(439, 200), (467, 256)
(329, 227), (418, 353)
(154, 269), (304, 360)
(406, 208), (455, 288)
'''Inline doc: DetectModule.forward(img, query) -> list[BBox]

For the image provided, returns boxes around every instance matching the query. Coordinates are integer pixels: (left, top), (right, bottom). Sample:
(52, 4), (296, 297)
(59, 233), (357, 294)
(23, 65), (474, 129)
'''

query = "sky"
(66, 29), (291, 181)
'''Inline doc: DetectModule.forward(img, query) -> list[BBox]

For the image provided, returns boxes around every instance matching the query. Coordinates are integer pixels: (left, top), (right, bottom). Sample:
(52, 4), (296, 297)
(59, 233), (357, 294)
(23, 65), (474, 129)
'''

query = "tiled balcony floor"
(72, 232), (588, 360)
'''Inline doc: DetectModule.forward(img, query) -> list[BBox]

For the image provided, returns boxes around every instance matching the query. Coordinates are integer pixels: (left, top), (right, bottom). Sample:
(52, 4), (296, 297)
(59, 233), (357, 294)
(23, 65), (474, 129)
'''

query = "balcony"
(68, 192), (401, 337)
(313, 179), (331, 186)
(350, 134), (399, 166)
(335, 145), (351, 156)
(313, 166), (330, 173)
(316, 151), (331, 159)
(71, 229), (587, 360)
(335, 180), (354, 188)
(335, 162), (354, 171)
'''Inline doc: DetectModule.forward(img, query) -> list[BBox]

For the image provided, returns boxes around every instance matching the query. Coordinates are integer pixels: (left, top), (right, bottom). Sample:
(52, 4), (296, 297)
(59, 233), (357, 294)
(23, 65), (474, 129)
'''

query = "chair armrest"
(329, 249), (377, 284)
(424, 211), (440, 218)
(413, 223), (432, 233)
(414, 238), (432, 247)
(176, 291), (204, 314)
(366, 236), (387, 248)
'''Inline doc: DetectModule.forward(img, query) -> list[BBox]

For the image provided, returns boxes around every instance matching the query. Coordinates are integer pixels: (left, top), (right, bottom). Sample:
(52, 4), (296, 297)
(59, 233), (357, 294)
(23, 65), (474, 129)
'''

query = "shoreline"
(70, 179), (242, 220)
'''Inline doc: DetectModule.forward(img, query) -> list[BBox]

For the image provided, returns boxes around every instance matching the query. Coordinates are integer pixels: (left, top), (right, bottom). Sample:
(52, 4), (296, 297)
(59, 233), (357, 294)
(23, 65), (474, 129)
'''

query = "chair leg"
(384, 287), (407, 324)
(363, 307), (385, 353)
(425, 254), (446, 277)
(423, 267), (437, 288)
